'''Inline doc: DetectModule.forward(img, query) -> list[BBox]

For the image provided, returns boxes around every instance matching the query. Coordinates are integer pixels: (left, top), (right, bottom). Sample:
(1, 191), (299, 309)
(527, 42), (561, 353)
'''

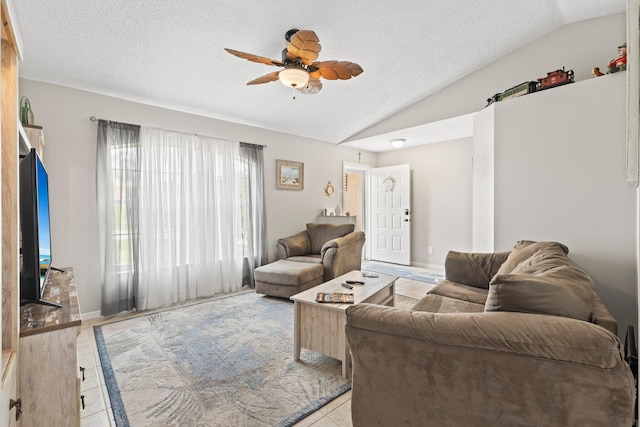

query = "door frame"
(342, 161), (371, 260)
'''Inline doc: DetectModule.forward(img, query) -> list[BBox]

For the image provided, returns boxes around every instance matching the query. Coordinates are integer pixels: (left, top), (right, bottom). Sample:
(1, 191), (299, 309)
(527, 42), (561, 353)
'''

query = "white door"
(370, 165), (411, 265)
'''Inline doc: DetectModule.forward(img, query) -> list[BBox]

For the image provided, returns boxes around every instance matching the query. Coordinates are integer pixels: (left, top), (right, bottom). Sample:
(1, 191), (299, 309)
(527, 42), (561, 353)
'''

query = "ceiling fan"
(224, 29), (363, 96)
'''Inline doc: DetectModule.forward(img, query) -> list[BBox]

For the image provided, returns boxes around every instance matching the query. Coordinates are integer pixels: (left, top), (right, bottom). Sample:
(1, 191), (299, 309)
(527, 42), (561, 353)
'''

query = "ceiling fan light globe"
(279, 68), (309, 89)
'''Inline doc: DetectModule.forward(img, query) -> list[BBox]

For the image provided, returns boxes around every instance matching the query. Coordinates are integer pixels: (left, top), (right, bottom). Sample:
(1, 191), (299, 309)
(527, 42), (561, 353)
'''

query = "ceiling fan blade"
(312, 60), (363, 80)
(286, 30), (321, 65)
(246, 71), (281, 85)
(224, 48), (283, 66)
(298, 77), (322, 95)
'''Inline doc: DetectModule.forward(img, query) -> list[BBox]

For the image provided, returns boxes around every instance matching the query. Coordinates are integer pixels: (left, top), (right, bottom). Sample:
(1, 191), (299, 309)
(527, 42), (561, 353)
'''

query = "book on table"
(316, 292), (355, 304)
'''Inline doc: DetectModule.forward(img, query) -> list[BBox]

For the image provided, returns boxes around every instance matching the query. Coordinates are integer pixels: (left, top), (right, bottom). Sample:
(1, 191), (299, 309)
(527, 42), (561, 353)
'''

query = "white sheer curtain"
(136, 127), (242, 310)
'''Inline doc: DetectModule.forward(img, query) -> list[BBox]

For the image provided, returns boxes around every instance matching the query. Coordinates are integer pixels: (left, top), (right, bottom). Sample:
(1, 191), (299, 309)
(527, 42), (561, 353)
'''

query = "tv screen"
(19, 148), (57, 307)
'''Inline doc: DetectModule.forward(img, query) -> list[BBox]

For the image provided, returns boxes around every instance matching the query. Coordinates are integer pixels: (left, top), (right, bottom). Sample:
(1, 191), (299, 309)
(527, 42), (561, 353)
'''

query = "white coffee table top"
(290, 270), (397, 311)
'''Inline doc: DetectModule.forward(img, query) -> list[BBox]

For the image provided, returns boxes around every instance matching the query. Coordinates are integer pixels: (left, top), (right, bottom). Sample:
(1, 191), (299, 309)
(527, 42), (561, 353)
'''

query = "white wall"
(377, 138), (472, 267)
(472, 107), (495, 253)
(17, 80), (376, 314)
(348, 13), (626, 141)
(475, 72), (637, 335)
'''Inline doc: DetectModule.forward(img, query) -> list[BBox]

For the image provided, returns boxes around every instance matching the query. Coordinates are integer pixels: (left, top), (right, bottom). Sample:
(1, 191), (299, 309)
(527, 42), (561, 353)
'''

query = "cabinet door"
(20, 328), (79, 427)
(0, 353), (18, 427)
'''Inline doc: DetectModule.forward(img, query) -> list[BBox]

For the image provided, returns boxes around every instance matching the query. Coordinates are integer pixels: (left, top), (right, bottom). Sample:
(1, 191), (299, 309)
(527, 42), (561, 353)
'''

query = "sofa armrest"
(345, 304), (635, 427)
(276, 231), (310, 259)
(444, 250), (510, 288)
(320, 231), (365, 280)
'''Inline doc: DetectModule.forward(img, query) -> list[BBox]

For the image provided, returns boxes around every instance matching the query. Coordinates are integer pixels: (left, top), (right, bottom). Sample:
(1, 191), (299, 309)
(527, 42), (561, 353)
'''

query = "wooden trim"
(0, 0), (23, 60)
(628, 0), (640, 187)
(2, 37), (18, 355)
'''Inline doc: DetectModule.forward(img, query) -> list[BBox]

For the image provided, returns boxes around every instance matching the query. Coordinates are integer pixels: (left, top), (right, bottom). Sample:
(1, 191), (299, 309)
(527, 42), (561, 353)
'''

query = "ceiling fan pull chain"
(292, 87), (297, 100)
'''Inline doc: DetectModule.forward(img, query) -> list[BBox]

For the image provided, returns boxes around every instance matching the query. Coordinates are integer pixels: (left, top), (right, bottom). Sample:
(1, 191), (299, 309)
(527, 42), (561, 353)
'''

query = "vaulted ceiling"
(14, 1), (625, 148)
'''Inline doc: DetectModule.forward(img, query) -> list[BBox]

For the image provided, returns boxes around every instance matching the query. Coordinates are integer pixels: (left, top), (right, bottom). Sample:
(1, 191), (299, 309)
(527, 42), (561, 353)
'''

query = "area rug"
(94, 291), (351, 427)
(362, 261), (444, 284)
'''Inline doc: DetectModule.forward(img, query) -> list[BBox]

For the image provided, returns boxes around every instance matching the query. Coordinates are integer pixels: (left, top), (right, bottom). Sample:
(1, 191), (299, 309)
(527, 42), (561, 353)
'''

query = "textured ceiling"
(14, 1), (625, 147)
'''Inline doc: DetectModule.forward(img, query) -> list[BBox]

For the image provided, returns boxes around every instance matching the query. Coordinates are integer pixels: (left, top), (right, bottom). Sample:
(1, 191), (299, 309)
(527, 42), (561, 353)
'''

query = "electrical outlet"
(428, 246), (434, 254)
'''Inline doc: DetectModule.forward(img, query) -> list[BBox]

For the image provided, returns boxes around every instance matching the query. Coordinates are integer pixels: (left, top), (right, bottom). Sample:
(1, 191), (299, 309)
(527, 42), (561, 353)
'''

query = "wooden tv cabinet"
(19, 268), (82, 427)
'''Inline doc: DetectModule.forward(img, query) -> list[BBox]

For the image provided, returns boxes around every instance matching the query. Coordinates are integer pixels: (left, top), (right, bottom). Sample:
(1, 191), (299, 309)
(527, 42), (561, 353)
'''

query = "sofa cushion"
(485, 265), (595, 321)
(277, 231), (311, 257)
(306, 223), (355, 254)
(445, 250), (510, 289)
(412, 294), (485, 313)
(495, 240), (569, 276)
(428, 280), (488, 305)
(254, 259), (324, 286)
(287, 255), (322, 264)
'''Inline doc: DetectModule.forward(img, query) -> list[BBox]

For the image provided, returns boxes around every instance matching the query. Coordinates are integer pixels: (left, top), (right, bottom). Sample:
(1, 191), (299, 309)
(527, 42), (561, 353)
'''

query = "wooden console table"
(19, 268), (82, 427)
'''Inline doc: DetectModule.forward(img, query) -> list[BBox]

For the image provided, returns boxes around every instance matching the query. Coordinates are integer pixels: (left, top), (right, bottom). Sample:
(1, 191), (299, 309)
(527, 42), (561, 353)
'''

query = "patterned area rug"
(95, 292), (351, 427)
(362, 261), (444, 284)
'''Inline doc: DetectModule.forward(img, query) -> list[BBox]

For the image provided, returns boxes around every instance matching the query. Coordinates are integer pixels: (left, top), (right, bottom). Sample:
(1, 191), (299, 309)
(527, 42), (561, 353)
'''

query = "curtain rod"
(89, 116), (266, 148)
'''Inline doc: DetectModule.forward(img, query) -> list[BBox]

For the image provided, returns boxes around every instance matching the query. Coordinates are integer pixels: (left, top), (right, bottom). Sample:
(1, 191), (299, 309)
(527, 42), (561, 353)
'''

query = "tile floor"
(78, 265), (441, 426)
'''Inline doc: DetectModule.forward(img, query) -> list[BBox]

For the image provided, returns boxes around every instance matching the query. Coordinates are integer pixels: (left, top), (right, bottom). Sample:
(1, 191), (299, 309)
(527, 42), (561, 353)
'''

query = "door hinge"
(9, 398), (22, 421)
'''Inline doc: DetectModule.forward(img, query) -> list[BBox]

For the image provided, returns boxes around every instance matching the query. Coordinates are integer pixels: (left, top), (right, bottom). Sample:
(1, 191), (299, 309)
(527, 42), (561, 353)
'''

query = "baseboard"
(411, 261), (444, 271)
(82, 310), (103, 321)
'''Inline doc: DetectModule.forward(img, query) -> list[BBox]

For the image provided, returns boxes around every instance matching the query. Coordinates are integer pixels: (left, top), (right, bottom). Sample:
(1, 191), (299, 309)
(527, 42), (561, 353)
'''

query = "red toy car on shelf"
(537, 68), (574, 91)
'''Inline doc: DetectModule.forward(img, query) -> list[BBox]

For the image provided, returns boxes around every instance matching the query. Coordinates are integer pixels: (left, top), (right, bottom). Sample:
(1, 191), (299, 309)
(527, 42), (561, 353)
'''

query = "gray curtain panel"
(239, 142), (268, 287)
(96, 119), (140, 316)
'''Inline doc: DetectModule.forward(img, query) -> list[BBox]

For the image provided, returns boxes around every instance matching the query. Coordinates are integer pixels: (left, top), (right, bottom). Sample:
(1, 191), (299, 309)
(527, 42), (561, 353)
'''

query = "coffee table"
(290, 270), (397, 379)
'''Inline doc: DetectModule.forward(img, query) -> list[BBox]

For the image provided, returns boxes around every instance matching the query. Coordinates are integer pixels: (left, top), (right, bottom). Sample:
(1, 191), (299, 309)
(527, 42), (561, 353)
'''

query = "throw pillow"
(509, 245), (572, 275)
(444, 250), (510, 289)
(306, 223), (355, 254)
(495, 240), (569, 276)
(485, 265), (595, 321)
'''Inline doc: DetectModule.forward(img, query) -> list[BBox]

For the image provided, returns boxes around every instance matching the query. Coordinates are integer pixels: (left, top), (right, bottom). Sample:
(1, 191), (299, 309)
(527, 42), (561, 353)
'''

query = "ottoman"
(254, 260), (324, 298)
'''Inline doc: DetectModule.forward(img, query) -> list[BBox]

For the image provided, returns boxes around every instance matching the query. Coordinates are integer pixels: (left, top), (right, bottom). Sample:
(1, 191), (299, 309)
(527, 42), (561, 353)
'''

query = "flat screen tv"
(19, 148), (60, 307)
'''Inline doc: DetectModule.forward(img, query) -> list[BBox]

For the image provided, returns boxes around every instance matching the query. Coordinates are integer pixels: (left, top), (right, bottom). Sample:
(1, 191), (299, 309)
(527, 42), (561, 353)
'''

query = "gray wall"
(17, 80), (376, 314)
(474, 72), (637, 335)
(377, 139), (473, 267)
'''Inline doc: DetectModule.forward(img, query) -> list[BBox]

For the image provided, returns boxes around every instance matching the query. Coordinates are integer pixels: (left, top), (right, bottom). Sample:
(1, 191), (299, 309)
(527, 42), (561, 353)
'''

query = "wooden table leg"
(342, 344), (352, 379)
(293, 301), (301, 360)
(341, 313), (352, 379)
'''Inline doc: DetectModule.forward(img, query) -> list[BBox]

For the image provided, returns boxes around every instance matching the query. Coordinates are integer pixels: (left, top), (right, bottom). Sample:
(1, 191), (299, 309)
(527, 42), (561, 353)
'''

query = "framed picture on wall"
(276, 159), (304, 190)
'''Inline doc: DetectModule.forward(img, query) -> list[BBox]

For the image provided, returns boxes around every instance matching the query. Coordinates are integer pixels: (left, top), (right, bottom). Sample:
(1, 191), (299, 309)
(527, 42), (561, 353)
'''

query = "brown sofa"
(345, 240), (635, 426)
(254, 223), (365, 298)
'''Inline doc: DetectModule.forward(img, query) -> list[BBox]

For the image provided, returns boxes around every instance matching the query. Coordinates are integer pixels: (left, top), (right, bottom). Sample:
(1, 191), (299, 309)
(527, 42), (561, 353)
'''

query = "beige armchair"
(254, 223), (365, 298)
